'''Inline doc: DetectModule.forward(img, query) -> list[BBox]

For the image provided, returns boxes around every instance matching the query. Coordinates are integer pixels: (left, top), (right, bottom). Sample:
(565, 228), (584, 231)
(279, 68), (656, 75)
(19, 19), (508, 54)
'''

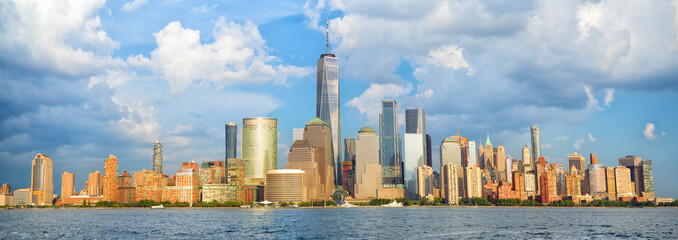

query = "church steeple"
(485, 133), (492, 146)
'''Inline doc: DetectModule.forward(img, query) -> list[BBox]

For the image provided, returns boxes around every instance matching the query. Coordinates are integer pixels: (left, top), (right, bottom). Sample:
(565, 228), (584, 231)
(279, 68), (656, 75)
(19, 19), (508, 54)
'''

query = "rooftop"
(358, 126), (376, 133)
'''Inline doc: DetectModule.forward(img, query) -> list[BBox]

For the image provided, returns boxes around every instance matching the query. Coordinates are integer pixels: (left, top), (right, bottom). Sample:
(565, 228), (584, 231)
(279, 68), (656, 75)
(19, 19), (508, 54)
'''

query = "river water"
(1, 207), (676, 239)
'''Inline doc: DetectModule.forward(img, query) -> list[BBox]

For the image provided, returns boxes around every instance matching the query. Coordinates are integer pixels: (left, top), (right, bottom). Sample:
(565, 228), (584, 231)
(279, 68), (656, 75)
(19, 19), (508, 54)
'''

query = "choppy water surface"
(1, 207), (677, 239)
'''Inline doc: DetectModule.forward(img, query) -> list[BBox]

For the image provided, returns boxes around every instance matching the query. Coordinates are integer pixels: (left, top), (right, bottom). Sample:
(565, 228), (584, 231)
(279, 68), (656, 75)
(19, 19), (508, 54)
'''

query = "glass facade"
(530, 125), (541, 164)
(225, 123), (237, 160)
(242, 117), (277, 184)
(344, 138), (356, 164)
(152, 141), (163, 174)
(317, 53), (341, 186)
(380, 100), (402, 186)
(642, 160), (654, 193)
(405, 109), (427, 167)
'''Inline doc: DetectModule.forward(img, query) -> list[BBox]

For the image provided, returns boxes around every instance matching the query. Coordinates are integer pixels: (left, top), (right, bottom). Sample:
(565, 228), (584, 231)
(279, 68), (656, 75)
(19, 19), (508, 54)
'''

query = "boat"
(381, 200), (404, 207)
(287, 204), (298, 208)
(150, 205), (164, 209)
(340, 202), (357, 208)
(240, 205), (251, 209)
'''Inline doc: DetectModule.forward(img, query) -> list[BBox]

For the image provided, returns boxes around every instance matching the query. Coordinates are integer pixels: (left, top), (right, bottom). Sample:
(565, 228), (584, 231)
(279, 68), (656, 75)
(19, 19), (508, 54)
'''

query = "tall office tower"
(522, 145), (532, 172)
(344, 138), (356, 164)
(618, 155), (642, 167)
(495, 146), (506, 179)
(483, 134), (494, 171)
(103, 155), (119, 201)
(225, 122), (238, 160)
(62, 172), (75, 198)
(441, 137), (462, 167)
(316, 27), (341, 186)
(477, 141), (485, 169)
(404, 133), (424, 199)
(405, 109), (427, 163)
(605, 167), (617, 198)
(380, 100), (402, 186)
(590, 153), (598, 165)
(416, 166), (433, 200)
(530, 125), (541, 164)
(618, 155), (643, 196)
(88, 171), (103, 196)
(354, 127), (382, 199)
(31, 153), (53, 205)
(614, 166), (633, 198)
(286, 140), (321, 201)
(568, 153), (586, 174)
(440, 163), (459, 205)
(468, 141), (477, 167)
(152, 141), (163, 174)
(303, 118), (335, 198)
(425, 134), (432, 167)
(588, 164), (607, 196)
(242, 117), (278, 185)
(293, 128), (304, 141)
(465, 165), (483, 198)
(641, 160), (654, 194)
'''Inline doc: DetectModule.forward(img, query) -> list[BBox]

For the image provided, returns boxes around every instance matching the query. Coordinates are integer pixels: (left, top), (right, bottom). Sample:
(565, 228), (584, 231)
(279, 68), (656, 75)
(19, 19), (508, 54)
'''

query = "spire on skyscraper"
(326, 16), (329, 53)
(485, 133), (492, 146)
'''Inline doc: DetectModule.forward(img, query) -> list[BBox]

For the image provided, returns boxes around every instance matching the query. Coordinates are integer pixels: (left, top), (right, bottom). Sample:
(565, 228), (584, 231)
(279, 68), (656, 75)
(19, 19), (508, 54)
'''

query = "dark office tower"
(152, 141), (163, 174)
(641, 160), (654, 194)
(225, 122), (237, 160)
(530, 125), (541, 164)
(344, 138), (356, 164)
(317, 22), (341, 186)
(426, 134), (432, 168)
(405, 109), (427, 164)
(380, 100), (402, 186)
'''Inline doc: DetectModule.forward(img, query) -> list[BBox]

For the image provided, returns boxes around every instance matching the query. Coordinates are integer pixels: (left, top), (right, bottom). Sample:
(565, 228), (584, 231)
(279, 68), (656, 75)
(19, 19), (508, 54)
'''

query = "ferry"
(150, 205), (165, 209)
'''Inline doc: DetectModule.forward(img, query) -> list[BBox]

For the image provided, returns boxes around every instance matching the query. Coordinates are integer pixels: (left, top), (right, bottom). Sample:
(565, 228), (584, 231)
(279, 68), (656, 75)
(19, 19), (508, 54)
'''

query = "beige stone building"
(265, 169), (308, 203)
(568, 153), (586, 175)
(416, 165), (433, 199)
(286, 139), (321, 201)
(606, 167), (617, 198)
(441, 163), (459, 205)
(465, 165), (482, 198)
(354, 127), (382, 199)
(614, 166), (634, 198)
(302, 118), (335, 199)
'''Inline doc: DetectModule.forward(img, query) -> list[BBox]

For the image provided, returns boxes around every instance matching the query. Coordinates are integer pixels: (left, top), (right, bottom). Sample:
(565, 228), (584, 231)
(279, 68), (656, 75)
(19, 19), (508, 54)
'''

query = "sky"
(0, 0), (677, 199)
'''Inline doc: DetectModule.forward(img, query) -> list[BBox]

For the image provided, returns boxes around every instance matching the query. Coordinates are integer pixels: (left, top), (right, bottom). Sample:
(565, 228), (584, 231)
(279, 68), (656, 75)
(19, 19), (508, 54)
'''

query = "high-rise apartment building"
(242, 117), (277, 185)
(88, 171), (103, 196)
(303, 117), (335, 199)
(588, 164), (607, 196)
(354, 127), (382, 199)
(31, 153), (53, 205)
(468, 141), (477, 167)
(522, 145), (531, 172)
(568, 153), (586, 174)
(530, 125), (541, 165)
(164, 170), (199, 204)
(103, 155), (119, 201)
(404, 133), (424, 199)
(524, 173), (536, 196)
(605, 167), (617, 198)
(316, 38), (341, 186)
(225, 122), (238, 160)
(61, 172), (75, 198)
(152, 141), (163, 174)
(441, 163), (459, 205)
(380, 100), (402, 186)
(465, 165), (483, 198)
(416, 165), (433, 199)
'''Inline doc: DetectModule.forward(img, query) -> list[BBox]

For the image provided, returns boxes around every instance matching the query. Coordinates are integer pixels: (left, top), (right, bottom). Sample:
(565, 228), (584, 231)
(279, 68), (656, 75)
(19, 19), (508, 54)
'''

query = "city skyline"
(0, 0), (677, 200)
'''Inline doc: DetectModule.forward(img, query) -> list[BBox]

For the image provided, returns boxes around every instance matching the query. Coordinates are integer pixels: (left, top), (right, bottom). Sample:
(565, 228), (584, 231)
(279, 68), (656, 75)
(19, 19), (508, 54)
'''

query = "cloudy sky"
(1, 0), (677, 198)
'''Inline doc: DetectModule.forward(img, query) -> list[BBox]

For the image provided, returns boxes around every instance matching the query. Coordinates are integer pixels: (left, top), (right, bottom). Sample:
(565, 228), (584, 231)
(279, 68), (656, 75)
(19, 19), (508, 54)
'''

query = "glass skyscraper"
(225, 122), (237, 160)
(242, 117), (277, 185)
(405, 109), (427, 164)
(317, 46), (341, 186)
(530, 125), (541, 164)
(380, 100), (402, 186)
(152, 141), (163, 174)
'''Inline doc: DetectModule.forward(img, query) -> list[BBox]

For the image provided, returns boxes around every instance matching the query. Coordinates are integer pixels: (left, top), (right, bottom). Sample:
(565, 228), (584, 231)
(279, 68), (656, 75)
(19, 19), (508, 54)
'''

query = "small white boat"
(381, 200), (404, 207)
(341, 202), (357, 208)
(151, 205), (165, 209)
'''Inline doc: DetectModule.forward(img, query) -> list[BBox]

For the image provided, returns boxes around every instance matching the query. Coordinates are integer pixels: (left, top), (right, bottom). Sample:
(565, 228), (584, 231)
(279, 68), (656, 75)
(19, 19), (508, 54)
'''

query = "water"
(1, 207), (677, 239)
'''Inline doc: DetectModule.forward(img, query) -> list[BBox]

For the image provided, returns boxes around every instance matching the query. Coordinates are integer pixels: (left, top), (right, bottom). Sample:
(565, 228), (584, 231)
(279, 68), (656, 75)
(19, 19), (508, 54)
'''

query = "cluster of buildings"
(0, 29), (672, 207)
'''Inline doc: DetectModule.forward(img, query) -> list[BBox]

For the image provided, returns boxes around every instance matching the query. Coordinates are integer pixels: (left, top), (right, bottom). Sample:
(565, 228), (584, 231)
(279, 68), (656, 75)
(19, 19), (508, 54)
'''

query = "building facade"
(380, 100), (402, 186)
(103, 155), (119, 201)
(465, 165), (483, 198)
(404, 133), (424, 199)
(242, 117), (278, 185)
(225, 122), (238, 160)
(354, 127), (382, 199)
(286, 139), (321, 201)
(31, 153), (53, 205)
(441, 163), (459, 205)
(316, 48), (341, 186)
(265, 169), (308, 202)
(62, 172), (75, 198)
(530, 126), (541, 166)
(417, 166), (434, 200)
(303, 117), (335, 199)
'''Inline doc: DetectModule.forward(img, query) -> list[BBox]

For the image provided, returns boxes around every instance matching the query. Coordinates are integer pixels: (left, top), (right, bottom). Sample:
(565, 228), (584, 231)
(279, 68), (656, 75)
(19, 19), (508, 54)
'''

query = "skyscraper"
(530, 125), (541, 165)
(441, 137), (462, 167)
(416, 165), (433, 199)
(441, 163), (459, 205)
(152, 141), (163, 174)
(242, 117), (278, 185)
(88, 171), (103, 196)
(641, 160), (654, 194)
(354, 127), (382, 199)
(380, 100), (402, 186)
(588, 164), (607, 196)
(286, 139), (320, 200)
(425, 134), (432, 167)
(316, 26), (341, 186)
(61, 171), (75, 198)
(495, 146), (506, 179)
(522, 145), (531, 172)
(404, 132), (424, 199)
(302, 117), (335, 199)
(405, 109), (427, 163)
(483, 134), (494, 171)
(225, 122), (238, 160)
(568, 153), (586, 174)
(31, 153), (53, 205)
(103, 155), (119, 201)
(344, 138), (356, 164)
(468, 141), (477, 167)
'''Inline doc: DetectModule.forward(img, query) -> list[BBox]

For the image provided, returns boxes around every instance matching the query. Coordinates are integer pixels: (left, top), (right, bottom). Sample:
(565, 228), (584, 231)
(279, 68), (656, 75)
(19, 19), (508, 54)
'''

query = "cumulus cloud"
(604, 88), (615, 106)
(574, 138), (586, 150)
(556, 136), (570, 141)
(644, 123), (657, 140)
(121, 0), (148, 12)
(346, 83), (413, 124)
(588, 133), (595, 142)
(129, 18), (312, 93)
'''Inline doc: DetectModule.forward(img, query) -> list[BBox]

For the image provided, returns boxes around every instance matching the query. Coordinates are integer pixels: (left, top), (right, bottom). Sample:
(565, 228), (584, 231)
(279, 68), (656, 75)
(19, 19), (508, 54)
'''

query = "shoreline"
(2, 205), (676, 210)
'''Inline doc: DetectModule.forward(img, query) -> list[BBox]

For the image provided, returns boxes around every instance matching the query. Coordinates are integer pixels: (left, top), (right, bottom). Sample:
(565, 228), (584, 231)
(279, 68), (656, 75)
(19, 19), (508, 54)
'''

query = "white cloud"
(574, 138), (586, 150)
(346, 83), (412, 125)
(427, 45), (470, 70)
(644, 123), (657, 140)
(131, 18), (311, 93)
(192, 4), (218, 13)
(588, 133), (595, 142)
(556, 136), (569, 141)
(121, 0), (148, 12)
(604, 88), (615, 106)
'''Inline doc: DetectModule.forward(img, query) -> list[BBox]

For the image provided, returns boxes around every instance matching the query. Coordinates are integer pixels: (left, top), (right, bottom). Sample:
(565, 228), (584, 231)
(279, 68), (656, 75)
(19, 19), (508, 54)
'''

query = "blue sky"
(0, 0), (677, 199)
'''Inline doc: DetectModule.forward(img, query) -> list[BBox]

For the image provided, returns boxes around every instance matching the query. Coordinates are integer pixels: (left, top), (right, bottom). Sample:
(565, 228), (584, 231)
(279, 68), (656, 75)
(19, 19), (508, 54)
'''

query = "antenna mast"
(326, 16), (329, 53)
